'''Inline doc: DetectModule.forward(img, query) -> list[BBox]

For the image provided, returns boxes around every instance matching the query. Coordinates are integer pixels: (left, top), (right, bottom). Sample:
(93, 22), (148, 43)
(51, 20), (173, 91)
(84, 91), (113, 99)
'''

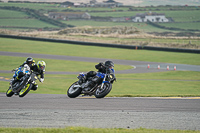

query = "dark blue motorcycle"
(67, 70), (116, 98)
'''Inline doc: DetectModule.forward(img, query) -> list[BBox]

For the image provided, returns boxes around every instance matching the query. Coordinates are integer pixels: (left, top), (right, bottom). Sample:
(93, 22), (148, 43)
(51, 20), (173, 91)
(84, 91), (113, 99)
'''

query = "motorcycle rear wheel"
(67, 81), (82, 98)
(94, 83), (112, 98)
(19, 84), (32, 97)
(6, 86), (14, 97)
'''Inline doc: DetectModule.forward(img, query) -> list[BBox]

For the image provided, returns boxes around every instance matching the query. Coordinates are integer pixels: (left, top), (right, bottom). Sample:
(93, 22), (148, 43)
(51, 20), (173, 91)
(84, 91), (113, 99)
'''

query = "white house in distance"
(132, 12), (169, 22)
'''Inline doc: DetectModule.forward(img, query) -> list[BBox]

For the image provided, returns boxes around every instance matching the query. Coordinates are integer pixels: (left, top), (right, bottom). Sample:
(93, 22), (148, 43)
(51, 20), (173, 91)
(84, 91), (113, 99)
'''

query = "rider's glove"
(12, 68), (18, 72)
(40, 78), (44, 83)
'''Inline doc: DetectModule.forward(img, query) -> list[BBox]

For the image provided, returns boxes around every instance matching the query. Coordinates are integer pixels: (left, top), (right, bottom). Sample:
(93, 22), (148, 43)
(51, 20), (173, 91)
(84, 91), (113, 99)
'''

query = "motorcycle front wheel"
(6, 86), (14, 97)
(67, 81), (82, 98)
(94, 82), (112, 98)
(19, 84), (32, 97)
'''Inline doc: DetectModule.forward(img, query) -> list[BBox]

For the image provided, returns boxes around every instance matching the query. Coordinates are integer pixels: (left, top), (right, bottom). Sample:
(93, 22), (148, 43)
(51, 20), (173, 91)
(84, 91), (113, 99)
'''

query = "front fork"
(9, 78), (14, 89)
(100, 74), (107, 89)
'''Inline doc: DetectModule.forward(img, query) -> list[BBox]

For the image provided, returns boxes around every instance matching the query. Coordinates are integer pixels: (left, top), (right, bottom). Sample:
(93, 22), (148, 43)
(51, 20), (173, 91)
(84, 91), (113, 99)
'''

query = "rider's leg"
(31, 81), (38, 91)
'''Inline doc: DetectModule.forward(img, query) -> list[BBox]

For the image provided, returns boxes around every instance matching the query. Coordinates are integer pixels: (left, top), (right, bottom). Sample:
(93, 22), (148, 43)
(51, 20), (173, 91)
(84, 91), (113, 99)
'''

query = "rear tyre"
(6, 86), (14, 97)
(94, 83), (112, 98)
(67, 81), (82, 98)
(19, 84), (32, 97)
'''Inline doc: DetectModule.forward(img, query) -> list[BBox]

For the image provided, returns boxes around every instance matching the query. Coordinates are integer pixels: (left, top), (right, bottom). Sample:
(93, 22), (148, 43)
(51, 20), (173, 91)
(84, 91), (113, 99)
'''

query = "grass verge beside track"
(1, 71), (200, 97)
(0, 127), (199, 133)
(0, 56), (132, 72)
(0, 127), (200, 133)
(0, 37), (200, 65)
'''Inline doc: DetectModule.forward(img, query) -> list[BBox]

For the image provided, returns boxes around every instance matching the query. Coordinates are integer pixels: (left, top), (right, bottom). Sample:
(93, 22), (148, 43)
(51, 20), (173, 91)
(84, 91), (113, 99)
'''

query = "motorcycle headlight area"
(107, 74), (115, 81)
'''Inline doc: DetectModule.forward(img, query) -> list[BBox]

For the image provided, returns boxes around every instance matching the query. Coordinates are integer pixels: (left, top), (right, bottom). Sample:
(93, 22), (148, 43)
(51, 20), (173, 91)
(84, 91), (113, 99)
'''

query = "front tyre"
(6, 86), (14, 97)
(67, 81), (82, 98)
(19, 84), (32, 97)
(94, 83), (112, 98)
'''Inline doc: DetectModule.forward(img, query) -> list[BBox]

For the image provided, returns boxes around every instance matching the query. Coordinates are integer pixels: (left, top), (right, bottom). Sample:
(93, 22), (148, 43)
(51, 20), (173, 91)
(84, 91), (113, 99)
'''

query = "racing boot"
(31, 81), (38, 91)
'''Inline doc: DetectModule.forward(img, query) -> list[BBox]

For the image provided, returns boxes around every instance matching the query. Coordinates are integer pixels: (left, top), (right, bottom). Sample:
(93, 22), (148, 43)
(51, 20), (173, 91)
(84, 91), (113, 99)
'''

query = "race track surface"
(0, 93), (200, 130)
(1, 51), (200, 130)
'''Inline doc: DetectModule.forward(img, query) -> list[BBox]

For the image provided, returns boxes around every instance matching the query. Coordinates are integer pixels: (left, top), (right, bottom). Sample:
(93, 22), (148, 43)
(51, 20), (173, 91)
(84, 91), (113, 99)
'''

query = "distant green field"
(164, 10), (200, 22)
(90, 11), (137, 17)
(0, 19), (58, 28)
(159, 22), (200, 30)
(0, 3), (60, 11)
(0, 9), (59, 28)
(89, 10), (200, 22)
(0, 2), (200, 32)
(0, 9), (29, 18)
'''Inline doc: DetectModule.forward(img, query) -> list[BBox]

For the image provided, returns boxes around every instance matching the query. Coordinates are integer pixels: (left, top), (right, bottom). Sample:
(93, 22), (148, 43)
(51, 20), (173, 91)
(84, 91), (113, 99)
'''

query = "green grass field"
(0, 37), (200, 65)
(1, 71), (200, 97)
(0, 9), (29, 18)
(0, 19), (58, 28)
(0, 9), (59, 29)
(1, 2), (200, 32)
(0, 56), (132, 71)
(0, 37), (199, 97)
(90, 10), (200, 22)
(159, 22), (200, 30)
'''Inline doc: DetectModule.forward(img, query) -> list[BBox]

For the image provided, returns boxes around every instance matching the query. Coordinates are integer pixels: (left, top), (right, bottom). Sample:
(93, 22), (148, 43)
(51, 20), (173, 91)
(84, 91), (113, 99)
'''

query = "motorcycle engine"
(83, 80), (95, 91)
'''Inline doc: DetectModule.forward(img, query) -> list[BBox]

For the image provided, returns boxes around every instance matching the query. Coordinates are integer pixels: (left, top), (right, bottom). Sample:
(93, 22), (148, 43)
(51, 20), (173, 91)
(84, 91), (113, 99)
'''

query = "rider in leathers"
(80, 60), (116, 88)
(20, 57), (35, 68)
(30, 61), (46, 91)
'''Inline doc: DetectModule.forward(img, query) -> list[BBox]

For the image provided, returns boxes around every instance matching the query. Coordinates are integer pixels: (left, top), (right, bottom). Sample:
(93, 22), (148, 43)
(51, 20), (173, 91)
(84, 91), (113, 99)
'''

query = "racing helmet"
(105, 60), (114, 68)
(26, 57), (35, 64)
(37, 61), (46, 71)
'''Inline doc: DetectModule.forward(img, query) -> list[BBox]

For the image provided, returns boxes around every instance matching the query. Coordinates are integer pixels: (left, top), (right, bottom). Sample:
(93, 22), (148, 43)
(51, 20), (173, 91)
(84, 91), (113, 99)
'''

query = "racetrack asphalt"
(1, 51), (200, 130)
(0, 93), (200, 130)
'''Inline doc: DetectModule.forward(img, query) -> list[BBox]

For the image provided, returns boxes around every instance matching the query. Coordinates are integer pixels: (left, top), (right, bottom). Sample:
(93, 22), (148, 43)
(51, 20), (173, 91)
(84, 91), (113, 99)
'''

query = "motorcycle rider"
(95, 60), (115, 74)
(20, 57), (35, 68)
(11, 59), (46, 94)
(79, 60), (116, 88)
(29, 61), (46, 91)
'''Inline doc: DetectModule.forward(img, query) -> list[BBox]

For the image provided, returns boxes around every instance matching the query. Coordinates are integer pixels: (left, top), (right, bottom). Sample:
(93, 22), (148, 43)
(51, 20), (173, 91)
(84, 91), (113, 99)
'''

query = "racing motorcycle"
(6, 65), (40, 97)
(67, 70), (116, 98)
